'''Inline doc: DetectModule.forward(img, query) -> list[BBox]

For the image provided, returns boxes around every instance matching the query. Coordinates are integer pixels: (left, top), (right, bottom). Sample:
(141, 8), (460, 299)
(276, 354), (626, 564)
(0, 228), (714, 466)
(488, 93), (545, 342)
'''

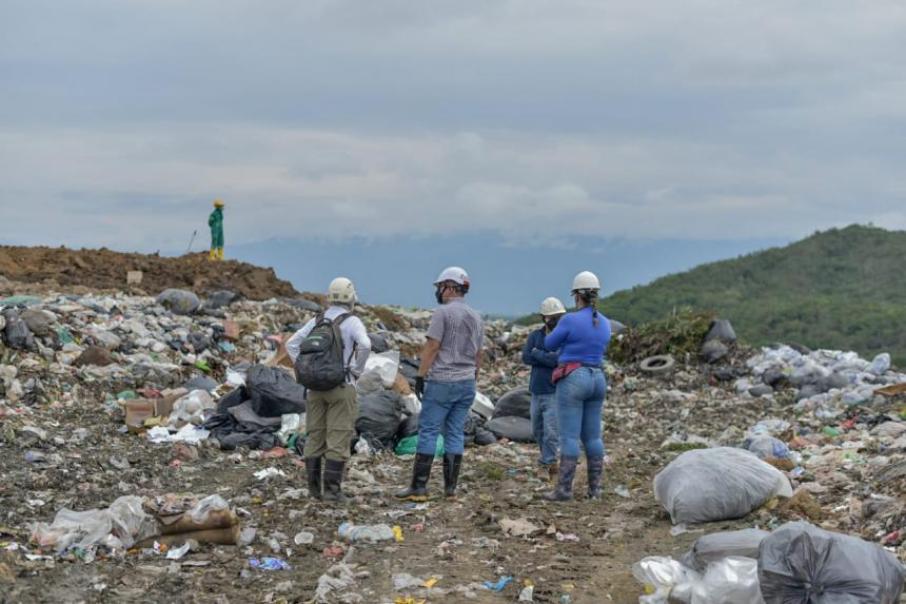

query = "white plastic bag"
(188, 494), (230, 524)
(362, 351), (400, 388)
(654, 447), (793, 524)
(691, 557), (763, 604)
(632, 556), (699, 603)
(471, 392), (494, 420)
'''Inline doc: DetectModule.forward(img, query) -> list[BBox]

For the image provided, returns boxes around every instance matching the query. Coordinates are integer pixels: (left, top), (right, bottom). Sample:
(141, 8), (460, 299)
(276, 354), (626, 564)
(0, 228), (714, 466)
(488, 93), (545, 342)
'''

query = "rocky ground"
(1, 270), (906, 603)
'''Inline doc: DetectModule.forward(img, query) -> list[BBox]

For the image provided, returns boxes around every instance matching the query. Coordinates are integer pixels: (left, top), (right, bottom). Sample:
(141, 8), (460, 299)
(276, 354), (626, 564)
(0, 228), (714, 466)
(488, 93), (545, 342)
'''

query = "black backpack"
(294, 313), (354, 391)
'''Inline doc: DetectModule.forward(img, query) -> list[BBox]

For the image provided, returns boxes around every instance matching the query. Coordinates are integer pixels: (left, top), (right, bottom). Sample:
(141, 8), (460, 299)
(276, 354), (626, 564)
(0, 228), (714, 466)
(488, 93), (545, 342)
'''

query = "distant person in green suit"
(208, 199), (224, 261)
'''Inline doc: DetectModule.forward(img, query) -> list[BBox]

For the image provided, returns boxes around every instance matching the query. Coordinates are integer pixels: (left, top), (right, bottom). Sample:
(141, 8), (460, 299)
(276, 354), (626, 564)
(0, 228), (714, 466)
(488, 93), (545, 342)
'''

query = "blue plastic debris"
(483, 576), (513, 591)
(249, 557), (291, 571)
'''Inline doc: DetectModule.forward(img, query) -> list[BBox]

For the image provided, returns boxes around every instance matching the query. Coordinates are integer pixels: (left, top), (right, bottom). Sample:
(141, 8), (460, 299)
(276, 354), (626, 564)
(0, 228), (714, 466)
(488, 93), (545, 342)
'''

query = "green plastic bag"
(394, 435), (444, 457)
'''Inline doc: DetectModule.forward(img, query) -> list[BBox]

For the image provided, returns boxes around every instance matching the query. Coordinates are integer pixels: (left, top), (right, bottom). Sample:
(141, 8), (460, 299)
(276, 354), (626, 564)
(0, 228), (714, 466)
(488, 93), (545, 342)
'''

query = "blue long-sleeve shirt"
(544, 307), (611, 366)
(521, 328), (559, 395)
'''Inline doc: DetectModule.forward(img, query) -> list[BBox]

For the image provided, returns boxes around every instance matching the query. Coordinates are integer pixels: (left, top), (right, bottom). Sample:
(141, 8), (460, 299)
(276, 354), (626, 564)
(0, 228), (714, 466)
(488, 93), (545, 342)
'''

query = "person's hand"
(415, 376), (425, 400)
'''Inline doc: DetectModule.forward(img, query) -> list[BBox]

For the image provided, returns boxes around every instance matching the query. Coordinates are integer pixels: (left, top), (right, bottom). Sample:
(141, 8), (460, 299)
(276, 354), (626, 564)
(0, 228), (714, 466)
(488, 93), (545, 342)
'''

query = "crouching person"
(287, 277), (371, 503)
(397, 267), (483, 501)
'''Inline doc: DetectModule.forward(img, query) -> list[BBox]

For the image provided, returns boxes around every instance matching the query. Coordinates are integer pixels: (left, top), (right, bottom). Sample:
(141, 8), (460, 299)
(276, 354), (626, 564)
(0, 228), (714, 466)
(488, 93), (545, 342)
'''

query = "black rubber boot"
(395, 453), (434, 502)
(305, 457), (322, 500)
(587, 455), (604, 500)
(322, 459), (348, 504)
(442, 454), (463, 497)
(544, 456), (579, 502)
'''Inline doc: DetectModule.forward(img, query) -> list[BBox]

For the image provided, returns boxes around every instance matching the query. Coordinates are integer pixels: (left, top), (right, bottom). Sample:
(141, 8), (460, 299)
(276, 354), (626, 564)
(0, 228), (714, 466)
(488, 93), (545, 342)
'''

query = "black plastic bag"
(2, 309), (35, 351)
(216, 386), (248, 414)
(487, 416), (535, 442)
(397, 413), (420, 439)
(758, 521), (906, 604)
(492, 387), (532, 420)
(356, 390), (402, 449)
(246, 365), (306, 417)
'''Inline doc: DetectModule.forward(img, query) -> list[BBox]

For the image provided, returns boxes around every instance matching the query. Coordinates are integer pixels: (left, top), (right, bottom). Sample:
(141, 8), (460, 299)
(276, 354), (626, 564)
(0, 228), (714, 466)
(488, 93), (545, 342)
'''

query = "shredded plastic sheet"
(30, 496), (157, 554)
(654, 447), (793, 524)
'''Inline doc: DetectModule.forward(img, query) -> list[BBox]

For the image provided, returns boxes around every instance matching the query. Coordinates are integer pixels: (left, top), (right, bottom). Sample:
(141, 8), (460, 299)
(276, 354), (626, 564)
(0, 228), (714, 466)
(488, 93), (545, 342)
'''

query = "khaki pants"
(304, 384), (357, 462)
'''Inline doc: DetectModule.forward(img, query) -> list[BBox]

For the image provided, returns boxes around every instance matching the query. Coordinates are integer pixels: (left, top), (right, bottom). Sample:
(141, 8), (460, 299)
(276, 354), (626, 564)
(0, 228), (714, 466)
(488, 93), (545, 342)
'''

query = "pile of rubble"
(2, 275), (906, 602)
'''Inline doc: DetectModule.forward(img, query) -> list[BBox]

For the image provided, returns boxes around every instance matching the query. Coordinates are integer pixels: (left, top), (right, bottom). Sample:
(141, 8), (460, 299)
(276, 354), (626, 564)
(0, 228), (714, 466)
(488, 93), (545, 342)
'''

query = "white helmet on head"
(571, 271), (600, 292)
(327, 277), (357, 305)
(434, 266), (470, 291)
(540, 297), (566, 316)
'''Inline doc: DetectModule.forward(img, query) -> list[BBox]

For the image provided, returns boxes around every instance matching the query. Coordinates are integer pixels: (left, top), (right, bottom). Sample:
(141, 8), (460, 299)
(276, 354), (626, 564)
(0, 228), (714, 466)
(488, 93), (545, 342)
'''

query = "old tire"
(639, 355), (675, 374)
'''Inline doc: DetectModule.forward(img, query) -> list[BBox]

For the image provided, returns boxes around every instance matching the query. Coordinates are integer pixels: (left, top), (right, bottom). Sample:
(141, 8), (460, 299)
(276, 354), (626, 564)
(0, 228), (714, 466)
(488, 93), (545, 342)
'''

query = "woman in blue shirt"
(543, 271), (611, 501)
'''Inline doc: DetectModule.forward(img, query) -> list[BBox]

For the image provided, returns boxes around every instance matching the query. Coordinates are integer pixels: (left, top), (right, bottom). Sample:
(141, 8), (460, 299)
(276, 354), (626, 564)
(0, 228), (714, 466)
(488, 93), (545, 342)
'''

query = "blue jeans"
(531, 393), (559, 465)
(416, 379), (476, 456)
(556, 367), (606, 459)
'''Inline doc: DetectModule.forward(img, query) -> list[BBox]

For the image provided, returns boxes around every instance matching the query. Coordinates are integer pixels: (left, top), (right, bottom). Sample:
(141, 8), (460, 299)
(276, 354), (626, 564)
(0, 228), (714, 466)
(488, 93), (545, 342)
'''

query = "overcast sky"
(2, 0), (906, 253)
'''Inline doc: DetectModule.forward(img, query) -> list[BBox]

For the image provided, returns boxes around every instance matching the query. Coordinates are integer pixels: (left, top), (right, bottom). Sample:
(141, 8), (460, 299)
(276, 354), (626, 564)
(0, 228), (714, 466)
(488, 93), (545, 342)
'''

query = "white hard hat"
(434, 266), (470, 289)
(327, 277), (357, 305)
(540, 297), (567, 316)
(571, 271), (601, 292)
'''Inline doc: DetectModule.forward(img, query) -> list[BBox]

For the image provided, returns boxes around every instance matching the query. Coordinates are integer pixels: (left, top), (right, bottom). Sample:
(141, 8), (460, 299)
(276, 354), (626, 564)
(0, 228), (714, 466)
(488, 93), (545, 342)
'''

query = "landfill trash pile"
(2, 263), (906, 602)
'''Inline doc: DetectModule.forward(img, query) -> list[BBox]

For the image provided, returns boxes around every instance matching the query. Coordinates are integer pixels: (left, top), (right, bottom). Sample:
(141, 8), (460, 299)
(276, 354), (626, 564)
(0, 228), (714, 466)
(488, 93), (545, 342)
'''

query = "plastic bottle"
(337, 522), (394, 543)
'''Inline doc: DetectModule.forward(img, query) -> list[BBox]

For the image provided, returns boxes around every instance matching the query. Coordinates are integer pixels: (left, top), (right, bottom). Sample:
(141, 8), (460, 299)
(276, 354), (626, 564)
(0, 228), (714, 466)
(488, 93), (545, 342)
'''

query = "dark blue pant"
(556, 367), (606, 459)
(416, 379), (476, 455)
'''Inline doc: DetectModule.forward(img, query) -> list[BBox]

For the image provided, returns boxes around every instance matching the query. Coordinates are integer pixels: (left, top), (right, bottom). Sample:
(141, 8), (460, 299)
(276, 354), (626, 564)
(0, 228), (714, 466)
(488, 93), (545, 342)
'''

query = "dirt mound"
(0, 246), (299, 300)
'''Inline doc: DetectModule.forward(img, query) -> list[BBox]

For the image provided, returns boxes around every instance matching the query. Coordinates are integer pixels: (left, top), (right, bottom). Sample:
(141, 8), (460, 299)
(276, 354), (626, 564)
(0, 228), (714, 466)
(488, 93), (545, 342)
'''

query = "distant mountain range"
(601, 225), (906, 365)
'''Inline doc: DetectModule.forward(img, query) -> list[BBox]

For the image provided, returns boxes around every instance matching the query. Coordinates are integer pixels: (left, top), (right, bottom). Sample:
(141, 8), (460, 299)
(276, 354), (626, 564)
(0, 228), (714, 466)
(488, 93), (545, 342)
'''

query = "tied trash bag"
(487, 416), (534, 442)
(682, 529), (770, 572)
(246, 365), (306, 417)
(491, 388), (532, 420)
(758, 521), (906, 604)
(654, 447), (793, 524)
(356, 390), (402, 449)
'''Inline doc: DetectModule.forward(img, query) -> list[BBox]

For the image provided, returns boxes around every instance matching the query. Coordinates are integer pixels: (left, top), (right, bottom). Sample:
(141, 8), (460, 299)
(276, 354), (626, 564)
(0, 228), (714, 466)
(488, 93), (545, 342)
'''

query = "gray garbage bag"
(705, 319), (737, 343)
(156, 289), (201, 315)
(2, 309), (36, 351)
(758, 521), (906, 604)
(492, 388), (532, 420)
(654, 447), (793, 524)
(682, 529), (770, 572)
(487, 416), (534, 442)
(356, 390), (402, 449)
(246, 365), (306, 417)
(205, 290), (241, 309)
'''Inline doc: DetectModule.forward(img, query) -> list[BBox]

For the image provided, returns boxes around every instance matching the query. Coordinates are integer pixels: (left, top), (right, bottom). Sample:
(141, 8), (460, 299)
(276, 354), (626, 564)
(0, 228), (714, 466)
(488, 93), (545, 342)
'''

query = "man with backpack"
(397, 267), (483, 501)
(286, 277), (371, 503)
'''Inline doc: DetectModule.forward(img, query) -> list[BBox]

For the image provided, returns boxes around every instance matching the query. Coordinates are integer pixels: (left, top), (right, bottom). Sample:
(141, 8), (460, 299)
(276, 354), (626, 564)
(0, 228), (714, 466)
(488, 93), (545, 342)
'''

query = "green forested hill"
(601, 225), (906, 365)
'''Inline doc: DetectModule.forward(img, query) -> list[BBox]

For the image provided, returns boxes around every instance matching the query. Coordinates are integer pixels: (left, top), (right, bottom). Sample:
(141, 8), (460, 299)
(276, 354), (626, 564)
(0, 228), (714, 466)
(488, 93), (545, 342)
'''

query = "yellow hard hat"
(213, 199), (225, 208)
